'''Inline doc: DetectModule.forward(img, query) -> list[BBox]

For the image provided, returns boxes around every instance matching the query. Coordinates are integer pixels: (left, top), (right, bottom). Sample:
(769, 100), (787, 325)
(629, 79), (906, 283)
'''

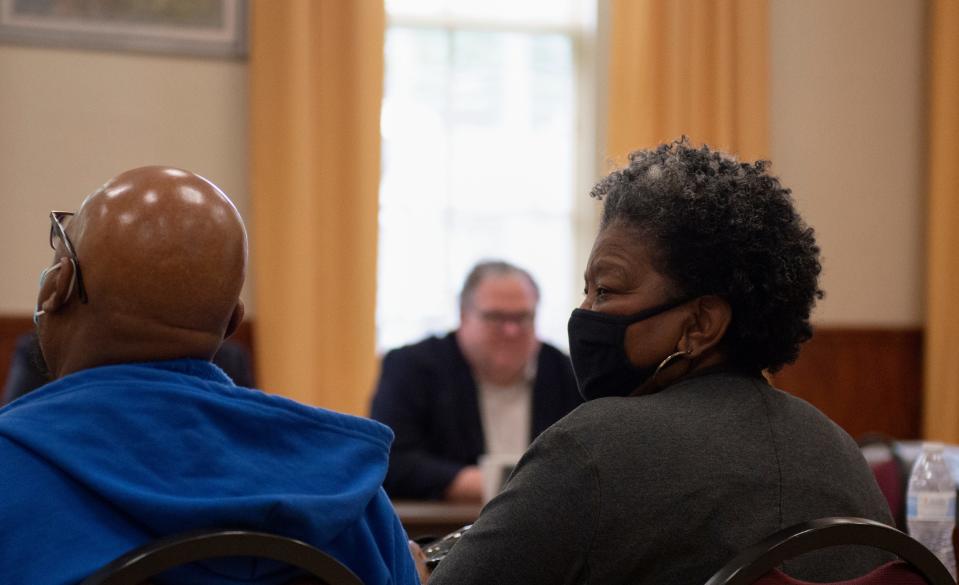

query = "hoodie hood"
(0, 359), (415, 585)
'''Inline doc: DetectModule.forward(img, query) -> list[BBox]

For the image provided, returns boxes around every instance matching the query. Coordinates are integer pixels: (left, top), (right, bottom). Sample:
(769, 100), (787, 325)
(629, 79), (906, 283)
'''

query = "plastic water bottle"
(907, 442), (957, 578)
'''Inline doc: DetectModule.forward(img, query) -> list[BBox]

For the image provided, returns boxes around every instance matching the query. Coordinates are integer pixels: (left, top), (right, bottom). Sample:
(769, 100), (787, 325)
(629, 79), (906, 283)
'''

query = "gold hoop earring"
(650, 349), (693, 388)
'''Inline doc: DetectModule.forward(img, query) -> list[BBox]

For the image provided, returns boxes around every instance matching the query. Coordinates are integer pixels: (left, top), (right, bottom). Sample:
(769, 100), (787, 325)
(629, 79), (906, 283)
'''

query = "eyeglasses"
(476, 310), (535, 328)
(48, 211), (88, 303)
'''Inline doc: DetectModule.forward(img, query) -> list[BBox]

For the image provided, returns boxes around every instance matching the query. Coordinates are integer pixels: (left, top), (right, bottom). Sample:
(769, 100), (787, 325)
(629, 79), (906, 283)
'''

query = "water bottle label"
(907, 491), (957, 520)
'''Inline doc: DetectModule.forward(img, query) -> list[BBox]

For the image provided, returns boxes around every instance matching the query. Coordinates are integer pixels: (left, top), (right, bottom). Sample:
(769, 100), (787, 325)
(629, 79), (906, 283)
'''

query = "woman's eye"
(596, 286), (610, 299)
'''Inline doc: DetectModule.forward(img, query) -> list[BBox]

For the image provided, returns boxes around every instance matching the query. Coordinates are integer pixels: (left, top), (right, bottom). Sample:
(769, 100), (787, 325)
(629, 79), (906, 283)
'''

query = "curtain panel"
(606, 0), (769, 163)
(249, 0), (385, 414)
(924, 0), (959, 441)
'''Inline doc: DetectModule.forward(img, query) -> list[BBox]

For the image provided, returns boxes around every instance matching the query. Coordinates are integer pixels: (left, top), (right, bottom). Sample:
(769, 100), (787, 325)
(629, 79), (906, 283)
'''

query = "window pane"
(386, 0), (589, 28)
(378, 24), (578, 352)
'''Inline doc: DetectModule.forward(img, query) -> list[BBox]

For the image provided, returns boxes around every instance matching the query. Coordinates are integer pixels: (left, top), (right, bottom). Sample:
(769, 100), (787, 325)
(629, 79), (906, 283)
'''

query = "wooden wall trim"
(0, 316), (34, 396)
(770, 327), (922, 440)
(0, 316), (256, 397)
(0, 317), (920, 440)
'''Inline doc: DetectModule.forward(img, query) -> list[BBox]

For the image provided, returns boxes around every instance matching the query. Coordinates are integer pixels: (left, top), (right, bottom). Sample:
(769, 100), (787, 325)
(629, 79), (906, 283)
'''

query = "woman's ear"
(39, 257), (77, 315)
(680, 295), (732, 358)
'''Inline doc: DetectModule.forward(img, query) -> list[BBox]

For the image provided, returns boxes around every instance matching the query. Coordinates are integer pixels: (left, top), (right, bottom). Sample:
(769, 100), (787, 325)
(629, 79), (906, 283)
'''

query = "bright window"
(378, 0), (597, 352)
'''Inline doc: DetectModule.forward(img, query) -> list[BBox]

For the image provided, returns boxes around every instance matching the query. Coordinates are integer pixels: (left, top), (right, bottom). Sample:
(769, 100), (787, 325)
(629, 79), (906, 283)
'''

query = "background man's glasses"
(48, 211), (88, 303)
(477, 311), (534, 328)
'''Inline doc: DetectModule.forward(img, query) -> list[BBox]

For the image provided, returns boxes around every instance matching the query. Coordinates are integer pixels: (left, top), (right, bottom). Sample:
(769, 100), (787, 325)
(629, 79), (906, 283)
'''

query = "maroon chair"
(750, 563), (946, 585)
(858, 433), (908, 528)
(703, 518), (954, 585)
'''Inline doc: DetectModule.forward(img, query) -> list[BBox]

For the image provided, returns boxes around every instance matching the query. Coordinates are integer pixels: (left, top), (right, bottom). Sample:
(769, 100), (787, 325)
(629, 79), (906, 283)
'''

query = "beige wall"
(0, 2), (928, 328)
(0, 44), (251, 315)
(769, 0), (926, 327)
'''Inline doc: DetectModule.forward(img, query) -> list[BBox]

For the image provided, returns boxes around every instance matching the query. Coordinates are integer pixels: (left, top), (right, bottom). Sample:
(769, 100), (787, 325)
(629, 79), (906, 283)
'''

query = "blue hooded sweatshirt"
(0, 359), (419, 585)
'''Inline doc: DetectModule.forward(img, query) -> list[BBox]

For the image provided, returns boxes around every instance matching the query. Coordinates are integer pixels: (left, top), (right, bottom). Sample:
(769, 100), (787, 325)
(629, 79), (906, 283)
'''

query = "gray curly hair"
(591, 138), (823, 372)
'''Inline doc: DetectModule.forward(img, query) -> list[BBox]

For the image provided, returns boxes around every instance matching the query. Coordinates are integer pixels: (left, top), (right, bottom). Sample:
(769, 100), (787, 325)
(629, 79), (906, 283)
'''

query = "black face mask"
(567, 299), (689, 401)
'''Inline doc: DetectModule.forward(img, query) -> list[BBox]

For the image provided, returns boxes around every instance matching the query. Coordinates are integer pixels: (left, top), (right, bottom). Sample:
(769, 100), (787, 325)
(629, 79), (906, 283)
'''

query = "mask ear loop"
(33, 259), (78, 322)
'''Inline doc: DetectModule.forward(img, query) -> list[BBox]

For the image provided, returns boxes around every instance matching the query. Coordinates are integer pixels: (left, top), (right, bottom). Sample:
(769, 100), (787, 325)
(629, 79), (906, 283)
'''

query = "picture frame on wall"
(0, 0), (247, 59)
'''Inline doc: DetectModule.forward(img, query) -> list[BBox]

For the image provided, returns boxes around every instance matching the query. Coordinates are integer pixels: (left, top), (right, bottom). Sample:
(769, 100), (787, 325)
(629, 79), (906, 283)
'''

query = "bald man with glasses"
(0, 167), (419, 585)
(370, 261), (582, 502)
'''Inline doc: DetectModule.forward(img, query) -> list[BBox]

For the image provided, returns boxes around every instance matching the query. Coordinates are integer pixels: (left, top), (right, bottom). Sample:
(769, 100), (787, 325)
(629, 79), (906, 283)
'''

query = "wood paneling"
(0, 318), (922, 441)
(0, 315), (256, 393)
(0, 316), (34, 393)
(771, 327), (922, 440)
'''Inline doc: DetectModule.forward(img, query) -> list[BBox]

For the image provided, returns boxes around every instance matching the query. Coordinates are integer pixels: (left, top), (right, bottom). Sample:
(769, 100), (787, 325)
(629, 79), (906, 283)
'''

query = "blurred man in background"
(371, 261), (582, 502)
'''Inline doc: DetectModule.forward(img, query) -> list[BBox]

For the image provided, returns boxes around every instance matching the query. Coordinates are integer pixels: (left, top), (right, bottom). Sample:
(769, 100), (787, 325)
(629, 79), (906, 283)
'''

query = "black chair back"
(79, 529), (364, 585)
(704, 517), (954, 585)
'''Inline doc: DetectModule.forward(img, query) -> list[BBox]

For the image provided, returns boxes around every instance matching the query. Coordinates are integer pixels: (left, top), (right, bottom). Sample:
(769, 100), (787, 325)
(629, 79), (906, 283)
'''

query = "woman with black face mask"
(428, 139), (894, 585)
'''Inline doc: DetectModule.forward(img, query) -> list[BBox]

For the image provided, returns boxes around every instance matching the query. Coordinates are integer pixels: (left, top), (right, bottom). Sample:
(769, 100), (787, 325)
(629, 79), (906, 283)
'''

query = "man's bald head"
(36, 166), (247, 378)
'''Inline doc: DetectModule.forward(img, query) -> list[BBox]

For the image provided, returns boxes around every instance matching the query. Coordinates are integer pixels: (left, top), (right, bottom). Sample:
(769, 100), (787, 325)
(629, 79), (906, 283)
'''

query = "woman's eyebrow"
(590, 258), (631, 281)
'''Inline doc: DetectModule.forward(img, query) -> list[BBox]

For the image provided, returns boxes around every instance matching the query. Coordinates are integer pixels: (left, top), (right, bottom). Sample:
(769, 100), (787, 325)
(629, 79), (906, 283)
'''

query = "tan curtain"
(249, 0), (384, 414)
(923, 0), (959, 441)
(606, 0), (769, 162)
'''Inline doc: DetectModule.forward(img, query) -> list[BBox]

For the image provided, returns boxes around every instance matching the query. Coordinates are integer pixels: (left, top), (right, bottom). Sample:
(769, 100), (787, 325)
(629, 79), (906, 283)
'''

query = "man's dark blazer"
(370, 332), (583, 500)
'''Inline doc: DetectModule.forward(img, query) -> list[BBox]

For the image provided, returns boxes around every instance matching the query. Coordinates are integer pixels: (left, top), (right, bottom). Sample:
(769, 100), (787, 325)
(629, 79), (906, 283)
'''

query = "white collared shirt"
(477, 360), (536, 456)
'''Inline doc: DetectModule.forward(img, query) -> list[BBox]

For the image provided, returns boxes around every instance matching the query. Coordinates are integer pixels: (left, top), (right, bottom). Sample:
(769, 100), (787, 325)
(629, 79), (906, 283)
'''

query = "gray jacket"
(430, 372), (894, 585)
